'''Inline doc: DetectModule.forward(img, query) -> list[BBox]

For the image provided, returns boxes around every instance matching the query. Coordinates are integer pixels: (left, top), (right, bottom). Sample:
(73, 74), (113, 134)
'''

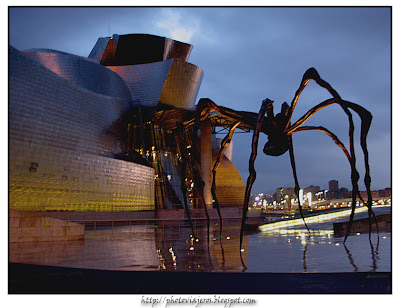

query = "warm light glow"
(259, 206), (369, 232)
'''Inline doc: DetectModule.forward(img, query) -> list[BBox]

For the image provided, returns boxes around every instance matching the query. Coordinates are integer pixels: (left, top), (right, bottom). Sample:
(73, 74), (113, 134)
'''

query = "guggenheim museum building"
(9, 33), (246, 217)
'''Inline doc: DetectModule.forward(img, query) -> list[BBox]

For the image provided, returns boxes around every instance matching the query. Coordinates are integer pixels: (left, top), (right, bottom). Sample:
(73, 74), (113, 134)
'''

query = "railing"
(69, 216), (237, 232)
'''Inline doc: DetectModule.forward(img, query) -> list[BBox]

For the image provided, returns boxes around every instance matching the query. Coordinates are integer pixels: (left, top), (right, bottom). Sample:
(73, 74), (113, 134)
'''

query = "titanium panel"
(88, 37), (110, 61)
(107, 60), (173, 107)
(212, 142), (245, 207)
(88, 34), (193, 66)
(163, 38), (193, 62)
(23, 49), (131, 100)
(159, 59), (204, 110)
(10, 46), (130, 155)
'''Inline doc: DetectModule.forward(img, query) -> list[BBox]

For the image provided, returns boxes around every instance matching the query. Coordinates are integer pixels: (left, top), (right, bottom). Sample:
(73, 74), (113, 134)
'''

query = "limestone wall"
(9, 209), (85, 243)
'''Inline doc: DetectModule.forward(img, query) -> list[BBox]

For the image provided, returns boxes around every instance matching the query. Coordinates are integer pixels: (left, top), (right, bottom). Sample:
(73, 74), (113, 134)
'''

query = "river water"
(9, 206), (391, 273)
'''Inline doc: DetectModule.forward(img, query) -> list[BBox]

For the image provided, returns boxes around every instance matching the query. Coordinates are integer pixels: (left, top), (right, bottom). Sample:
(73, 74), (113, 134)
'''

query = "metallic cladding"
(23, 49), (132, 100)
(163, 38), (193, 62)
(88, 37), (110, 61)
(9, 46), (155, 212)
(159, 59), (204, 110)
(108, 59), (203, 110)
(89, 34), (193, 66)
(107, 60), (173, 108)
(212, 140), (245, 207)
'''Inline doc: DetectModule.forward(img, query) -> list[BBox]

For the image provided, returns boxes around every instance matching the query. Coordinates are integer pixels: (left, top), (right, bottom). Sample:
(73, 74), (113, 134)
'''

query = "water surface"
(9, 206), (391, 273)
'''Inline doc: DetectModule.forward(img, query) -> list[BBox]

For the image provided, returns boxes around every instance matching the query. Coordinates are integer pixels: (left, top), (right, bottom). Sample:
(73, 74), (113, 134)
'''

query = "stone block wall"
(9, 209), (85, 243)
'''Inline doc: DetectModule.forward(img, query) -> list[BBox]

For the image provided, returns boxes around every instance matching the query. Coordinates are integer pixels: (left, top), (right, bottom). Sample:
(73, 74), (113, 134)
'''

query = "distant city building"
(378, 188), (391, 197)
(304, 185), (320, 195)
(275, 187), (295, 201)
(360, 190), (380, 199)
(339, 187), (351, 199)
(329, 180), (339, 192)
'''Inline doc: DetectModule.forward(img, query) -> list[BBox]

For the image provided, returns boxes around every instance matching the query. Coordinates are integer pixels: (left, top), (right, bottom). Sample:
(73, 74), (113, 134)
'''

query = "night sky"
(8, 6), (391, 194)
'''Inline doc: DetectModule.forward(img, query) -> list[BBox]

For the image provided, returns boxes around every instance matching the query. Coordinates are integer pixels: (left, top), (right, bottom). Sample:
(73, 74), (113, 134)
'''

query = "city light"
(259, 206), (369, 232)
(299, 189), (304, 205)
(307, 192), (312, 207)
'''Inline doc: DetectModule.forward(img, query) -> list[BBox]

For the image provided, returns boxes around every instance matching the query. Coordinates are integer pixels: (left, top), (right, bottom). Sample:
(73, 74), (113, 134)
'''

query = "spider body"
(262, 101), (291, 156)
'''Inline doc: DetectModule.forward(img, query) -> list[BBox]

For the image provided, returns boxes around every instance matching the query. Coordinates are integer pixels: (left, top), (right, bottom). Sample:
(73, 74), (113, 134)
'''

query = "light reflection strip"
(259, 206), (369, 232)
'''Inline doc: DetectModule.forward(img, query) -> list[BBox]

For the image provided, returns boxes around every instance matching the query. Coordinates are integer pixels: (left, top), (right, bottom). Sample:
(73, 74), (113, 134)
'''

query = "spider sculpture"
(239, 67), (378, 251)
(156, 67), (377, 249)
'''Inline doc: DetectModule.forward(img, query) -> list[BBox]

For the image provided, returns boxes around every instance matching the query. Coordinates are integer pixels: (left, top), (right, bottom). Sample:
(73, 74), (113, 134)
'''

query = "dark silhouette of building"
(329, 180), (339, 192)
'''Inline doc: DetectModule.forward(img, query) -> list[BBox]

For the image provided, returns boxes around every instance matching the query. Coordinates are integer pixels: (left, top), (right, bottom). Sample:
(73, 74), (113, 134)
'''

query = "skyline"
(8, 6), (391, 193)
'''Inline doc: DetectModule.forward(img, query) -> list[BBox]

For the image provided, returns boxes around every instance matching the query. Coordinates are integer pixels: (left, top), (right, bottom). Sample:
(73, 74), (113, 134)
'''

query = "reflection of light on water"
(270, 228), (334, 236)
(156, 249), (166, 270)
(268, 229), (334, 245)
(168, 247), (177, 269)
(259, 206), (369, 232)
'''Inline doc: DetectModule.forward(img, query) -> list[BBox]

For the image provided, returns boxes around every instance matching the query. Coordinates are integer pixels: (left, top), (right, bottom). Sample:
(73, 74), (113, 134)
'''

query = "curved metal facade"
(107, 59), (203, 110)
(88, 34), (193, 65)
(159, 59), (203, 110)
(22, 49), (132, 100)
(9, 45), (154, 212)
(212, 140), (245, 207)
(91, 33), (203, 110)
(107, 60), (174, 108)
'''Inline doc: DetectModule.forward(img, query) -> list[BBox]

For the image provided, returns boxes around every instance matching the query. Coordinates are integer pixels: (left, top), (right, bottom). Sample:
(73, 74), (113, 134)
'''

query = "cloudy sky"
(8, 6), (391, 194)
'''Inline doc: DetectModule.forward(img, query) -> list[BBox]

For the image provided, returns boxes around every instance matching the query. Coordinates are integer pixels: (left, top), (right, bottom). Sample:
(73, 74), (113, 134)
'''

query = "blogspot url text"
(141, 295), (257, 307)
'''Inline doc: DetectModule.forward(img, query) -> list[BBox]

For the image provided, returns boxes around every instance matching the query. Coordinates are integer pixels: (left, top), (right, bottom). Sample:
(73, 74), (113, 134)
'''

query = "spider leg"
(190, 101), (211, 225)
(240, 98), (272, 251)
(288, 135), (310, 233)
(176, 123), (197, 239)
(286, 68), (376, 240)
(289, 101), (377, 240)
(344, 101), (378, 238)
(291, 121), (360, 242)
(293, 125), (376, 232)
(212, 121), (241, 236)
(290, 125), (360, 240)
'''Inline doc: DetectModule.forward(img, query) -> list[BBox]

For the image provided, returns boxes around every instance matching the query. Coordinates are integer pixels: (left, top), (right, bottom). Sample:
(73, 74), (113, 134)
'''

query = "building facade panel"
(88, 37), (111, 61)
(211, 143), (245, 207)
(159, 59), (204, 110)
(163, 38), (193, 62)
(10, 46), (132, 156)
(90, 34), (193, 66)
(22, 49), (131, 100)
(9, 141), (154, 212)
(107, 60), (173, 107)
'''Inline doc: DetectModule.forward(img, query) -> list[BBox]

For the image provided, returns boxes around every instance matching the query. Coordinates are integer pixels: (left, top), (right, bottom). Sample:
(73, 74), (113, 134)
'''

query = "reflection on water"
(154, 221), (248, 272)
(9, 207), (391, 273)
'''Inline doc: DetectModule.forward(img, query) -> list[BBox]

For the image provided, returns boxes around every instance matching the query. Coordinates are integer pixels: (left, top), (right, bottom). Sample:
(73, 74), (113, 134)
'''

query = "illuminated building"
(9, 33), (245, 214)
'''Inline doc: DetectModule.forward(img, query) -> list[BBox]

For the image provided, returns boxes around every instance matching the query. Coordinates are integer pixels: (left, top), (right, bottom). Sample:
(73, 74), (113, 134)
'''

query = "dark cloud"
(8, 7), (391, 194)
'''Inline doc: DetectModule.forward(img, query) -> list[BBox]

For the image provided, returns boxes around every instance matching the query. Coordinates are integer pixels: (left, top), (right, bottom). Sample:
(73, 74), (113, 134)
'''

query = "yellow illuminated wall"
(9, 142), (154, 212)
